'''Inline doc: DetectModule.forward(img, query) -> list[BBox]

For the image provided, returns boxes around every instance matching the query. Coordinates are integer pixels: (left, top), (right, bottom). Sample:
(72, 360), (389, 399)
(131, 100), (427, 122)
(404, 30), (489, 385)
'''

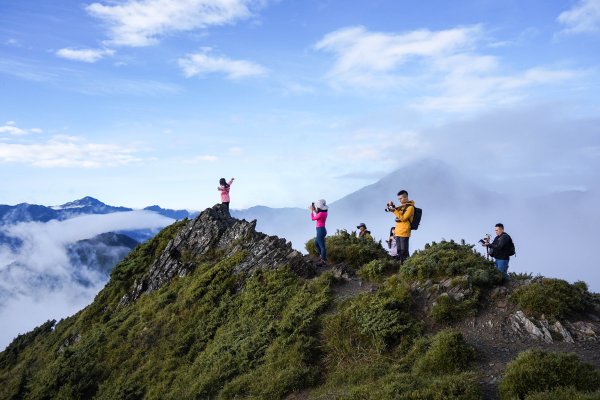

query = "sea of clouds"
(0, 211), (173, 349)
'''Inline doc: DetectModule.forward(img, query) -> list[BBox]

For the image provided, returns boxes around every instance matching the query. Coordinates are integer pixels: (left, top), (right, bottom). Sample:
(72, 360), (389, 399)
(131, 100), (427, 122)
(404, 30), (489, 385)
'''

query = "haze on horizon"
(0, 0), (599, 210)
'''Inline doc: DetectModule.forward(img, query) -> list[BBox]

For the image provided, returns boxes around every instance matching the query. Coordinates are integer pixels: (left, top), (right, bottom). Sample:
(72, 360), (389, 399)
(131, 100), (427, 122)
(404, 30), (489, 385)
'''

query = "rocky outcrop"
(508, 310), (599, 343)
(120, 204), (315, 304)
(509, 311), (555, 343)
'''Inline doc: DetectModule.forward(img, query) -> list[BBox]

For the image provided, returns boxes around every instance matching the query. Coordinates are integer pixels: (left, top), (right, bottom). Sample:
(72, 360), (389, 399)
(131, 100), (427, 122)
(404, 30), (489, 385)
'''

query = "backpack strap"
(403, 204), (414, 222)
(397, 204), (414, 224)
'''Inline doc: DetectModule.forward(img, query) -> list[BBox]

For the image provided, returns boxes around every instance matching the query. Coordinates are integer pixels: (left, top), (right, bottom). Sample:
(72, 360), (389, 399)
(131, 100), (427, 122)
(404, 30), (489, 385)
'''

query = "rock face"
(121, 204), (315, 304)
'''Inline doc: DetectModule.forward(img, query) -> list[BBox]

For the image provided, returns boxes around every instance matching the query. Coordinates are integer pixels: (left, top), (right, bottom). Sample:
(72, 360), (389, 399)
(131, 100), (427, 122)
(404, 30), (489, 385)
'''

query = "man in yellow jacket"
(392, 190), (415, 264)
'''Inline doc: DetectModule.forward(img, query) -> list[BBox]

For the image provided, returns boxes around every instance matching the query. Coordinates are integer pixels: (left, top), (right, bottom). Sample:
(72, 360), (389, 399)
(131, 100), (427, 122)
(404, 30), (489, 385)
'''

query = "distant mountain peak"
(59, 196), (105, 209)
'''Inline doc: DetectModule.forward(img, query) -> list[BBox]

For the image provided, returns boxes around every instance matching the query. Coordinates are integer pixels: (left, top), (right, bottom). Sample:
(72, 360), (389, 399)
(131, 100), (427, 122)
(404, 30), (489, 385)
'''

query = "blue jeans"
(495, 259), (509, 280)
(315, 227), (327, 261)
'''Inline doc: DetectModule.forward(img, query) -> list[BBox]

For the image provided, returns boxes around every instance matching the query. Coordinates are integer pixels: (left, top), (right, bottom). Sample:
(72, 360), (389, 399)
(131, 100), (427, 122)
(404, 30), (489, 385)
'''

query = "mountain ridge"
(1, 203), (599, 399)
(0, 197), (197, 226)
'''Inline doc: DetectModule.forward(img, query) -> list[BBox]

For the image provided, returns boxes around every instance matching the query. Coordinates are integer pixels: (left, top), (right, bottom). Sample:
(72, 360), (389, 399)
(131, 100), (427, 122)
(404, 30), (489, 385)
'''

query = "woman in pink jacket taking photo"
(218, 177), (234, 211)
(311, 199), (328, 266)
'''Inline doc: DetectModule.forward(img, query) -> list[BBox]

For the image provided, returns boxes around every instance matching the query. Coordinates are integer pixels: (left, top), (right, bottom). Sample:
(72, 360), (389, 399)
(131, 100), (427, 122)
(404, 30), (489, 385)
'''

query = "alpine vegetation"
(1, 204), (599, 399)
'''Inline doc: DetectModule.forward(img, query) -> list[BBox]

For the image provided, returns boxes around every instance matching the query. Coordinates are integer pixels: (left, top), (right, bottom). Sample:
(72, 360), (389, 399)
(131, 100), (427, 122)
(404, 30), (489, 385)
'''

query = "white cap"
(315, 199), (328, 210)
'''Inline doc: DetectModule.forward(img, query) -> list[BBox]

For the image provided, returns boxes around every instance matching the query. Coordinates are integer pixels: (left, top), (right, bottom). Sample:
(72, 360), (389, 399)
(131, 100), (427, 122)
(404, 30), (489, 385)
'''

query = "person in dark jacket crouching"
(482, 223), (515, 281)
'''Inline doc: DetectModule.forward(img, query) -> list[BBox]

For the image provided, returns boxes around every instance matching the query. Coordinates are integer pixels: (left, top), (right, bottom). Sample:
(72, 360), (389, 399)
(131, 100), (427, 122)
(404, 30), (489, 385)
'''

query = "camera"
(384, 201), (397, 212)
(478, 234), (491, 245)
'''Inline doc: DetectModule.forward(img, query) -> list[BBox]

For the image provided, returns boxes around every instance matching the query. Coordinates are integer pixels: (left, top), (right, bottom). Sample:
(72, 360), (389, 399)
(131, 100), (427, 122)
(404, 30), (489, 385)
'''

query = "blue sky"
(1, 0), (599, 209)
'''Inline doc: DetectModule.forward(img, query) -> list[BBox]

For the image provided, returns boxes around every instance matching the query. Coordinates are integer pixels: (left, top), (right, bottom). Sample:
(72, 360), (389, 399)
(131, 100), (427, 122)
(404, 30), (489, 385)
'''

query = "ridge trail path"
(308, 256), (378, 300)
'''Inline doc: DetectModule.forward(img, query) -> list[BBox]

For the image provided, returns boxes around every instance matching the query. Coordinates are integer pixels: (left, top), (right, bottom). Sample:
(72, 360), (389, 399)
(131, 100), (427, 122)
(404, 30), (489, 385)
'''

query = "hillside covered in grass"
(1, 204), (600, 400)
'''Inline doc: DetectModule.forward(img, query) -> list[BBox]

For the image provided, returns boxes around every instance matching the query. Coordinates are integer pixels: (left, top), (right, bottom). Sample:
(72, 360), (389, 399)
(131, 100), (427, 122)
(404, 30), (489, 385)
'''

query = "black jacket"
(488, 232), (513, 260)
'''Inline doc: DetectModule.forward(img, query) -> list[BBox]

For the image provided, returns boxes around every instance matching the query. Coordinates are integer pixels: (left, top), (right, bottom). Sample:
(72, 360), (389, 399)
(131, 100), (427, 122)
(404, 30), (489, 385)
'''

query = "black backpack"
(506, 234), (516, 257)
(411, 207), (422, 230)
(397, 205), (422, 230)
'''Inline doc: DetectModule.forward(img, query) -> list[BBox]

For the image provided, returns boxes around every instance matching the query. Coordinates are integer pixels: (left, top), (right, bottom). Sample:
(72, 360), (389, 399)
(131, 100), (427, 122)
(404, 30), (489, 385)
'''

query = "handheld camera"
(384, 201), (397, 212)
(478, 234), (491, 245)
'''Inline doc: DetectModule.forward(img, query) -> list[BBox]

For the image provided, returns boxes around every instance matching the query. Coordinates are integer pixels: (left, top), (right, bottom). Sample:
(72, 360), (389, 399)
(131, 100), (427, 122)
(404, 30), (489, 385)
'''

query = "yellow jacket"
(393, 200), (415, 238)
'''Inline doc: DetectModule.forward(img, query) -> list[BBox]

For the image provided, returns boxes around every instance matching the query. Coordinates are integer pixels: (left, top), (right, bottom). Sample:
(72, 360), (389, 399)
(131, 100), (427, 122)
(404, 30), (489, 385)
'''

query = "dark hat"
(357, 223), (367, 229)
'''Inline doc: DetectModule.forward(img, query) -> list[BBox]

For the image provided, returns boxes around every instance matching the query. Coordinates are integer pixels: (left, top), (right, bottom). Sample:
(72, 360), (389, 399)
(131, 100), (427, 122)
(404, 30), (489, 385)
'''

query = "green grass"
(358, 258), (401, 282)
(2, 218), (598, 400)
(399, 240), (504, 325)
(525, 387), (600, 400)
(306, 229), (390, 268)
(313, 329), (480, 400)
(400, 240), (502, 286)
(500, 350), (600, 400)
(0, 245), (334, 400)
(431, 293), (479, 324)
(412, 329), (476, 375)
(511, 278), (590, 320)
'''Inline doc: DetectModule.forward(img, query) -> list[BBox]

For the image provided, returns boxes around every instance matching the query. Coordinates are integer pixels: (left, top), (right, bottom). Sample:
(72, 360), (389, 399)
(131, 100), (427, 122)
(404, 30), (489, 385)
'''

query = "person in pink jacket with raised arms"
(218, 177), (234, 211)
(310, 199), (328, 266)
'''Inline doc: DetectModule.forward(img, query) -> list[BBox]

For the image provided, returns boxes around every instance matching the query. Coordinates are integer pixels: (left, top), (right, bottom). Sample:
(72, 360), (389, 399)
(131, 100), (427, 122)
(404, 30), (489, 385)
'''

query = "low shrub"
(511, 278), (588, 320)
(509, 271), (535, 281)
(500, 350), (600, 400)
(322, 276), (421, 361)
(412, 329), (476, 375)
(400, 240), (502, 287)
(315, 329), (480, 399)
(399, 241), (502, 324)
(431, 293), (478, 324)
(358, 258), (400, 282)
(526, 387), (600, 400)
(389, 372), (481, 400)
(306, 229), (389, 268)
(0, 319), (55, 369)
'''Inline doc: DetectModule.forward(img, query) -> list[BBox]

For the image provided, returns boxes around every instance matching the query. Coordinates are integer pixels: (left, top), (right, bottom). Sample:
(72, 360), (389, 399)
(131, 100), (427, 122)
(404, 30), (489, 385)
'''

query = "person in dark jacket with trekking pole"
(482, 223), (515, 281)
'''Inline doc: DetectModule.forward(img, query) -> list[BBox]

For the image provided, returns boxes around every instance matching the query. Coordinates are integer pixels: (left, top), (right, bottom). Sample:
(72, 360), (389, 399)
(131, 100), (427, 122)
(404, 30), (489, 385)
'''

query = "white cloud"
(56, 47), (115, 63)
(0, 121), (42, 136)
(86, 0), (265, 47)
(0, 211), (174, 349)
(185, 154), (219, 163)
(282, 82), (317, 95)
(178, 49), (267, 79)
(73, 78), (182, 96)
(334, 130), (427, 164)
(0, 125), (26, 135)
(415, 61), (581, 112)
(314, 25), (481, 88)
(0, 135), (143, 168)
(315, 25), (582, 113)
(4, 38), (22, 47)
(558, 0), (600, 34)
(228, 146), (244, 155)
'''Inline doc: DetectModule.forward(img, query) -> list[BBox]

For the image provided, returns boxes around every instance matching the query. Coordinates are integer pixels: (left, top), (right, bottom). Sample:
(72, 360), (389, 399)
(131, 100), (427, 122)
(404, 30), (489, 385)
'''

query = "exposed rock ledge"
(120, 204), (315, 305)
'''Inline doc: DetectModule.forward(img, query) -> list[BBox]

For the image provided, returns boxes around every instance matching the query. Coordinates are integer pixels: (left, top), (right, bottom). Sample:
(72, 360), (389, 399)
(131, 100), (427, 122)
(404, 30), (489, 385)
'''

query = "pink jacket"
(218, 179), (234, 202)
(311, 211), (328, 228)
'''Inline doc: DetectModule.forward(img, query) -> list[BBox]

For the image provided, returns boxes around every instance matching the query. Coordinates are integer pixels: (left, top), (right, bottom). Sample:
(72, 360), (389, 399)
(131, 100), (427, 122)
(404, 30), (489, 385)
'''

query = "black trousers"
(395, 236), (410, 264)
